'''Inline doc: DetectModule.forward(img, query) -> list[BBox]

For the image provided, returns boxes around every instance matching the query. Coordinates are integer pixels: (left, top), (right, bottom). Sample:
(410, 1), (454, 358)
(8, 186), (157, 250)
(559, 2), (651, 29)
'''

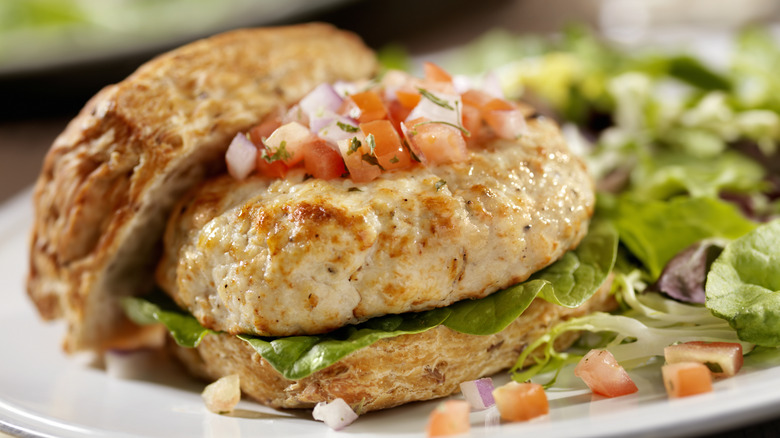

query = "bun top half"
(27, 23), (378, 352)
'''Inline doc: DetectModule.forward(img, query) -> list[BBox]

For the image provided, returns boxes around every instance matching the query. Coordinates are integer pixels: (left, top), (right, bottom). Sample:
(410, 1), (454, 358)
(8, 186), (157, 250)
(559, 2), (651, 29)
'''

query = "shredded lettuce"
(510, 271), (752, 384)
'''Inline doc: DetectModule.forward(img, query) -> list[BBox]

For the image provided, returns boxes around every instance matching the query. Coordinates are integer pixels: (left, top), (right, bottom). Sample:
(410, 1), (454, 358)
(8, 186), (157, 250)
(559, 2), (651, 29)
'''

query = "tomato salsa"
(225, 63), (529, 183)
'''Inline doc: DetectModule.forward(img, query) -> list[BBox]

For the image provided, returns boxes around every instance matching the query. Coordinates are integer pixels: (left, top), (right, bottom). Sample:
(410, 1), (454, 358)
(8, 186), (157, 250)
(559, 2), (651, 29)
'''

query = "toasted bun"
(27, 23), (377, 352)
(171, 280), (616, 413)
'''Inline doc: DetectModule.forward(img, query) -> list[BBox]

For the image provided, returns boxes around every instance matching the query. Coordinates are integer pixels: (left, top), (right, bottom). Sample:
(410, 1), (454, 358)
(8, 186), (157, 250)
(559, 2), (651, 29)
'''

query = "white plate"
(1, 188), (780, 438)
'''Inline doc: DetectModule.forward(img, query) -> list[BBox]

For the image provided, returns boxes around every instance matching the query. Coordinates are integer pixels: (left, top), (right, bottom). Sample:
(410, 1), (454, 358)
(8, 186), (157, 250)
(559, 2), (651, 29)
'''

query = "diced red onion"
(312, 398), (358, 430)
(487, 109), (528, 140)
(333, 80), (361, 98)
(459, 377), (496, 410)
(452, 74), (474, 95)
(318, 115), (359, 144)
(202, 374), (241, 414)
(225, 133), (257, 180)
(482, 71), (504, 99)
(283, 104), (309, 125)
(309, 112), (336, 134)
(405, 90), (462, 128)
(381, 70), (415, 101)
(300, 83), (343, 119)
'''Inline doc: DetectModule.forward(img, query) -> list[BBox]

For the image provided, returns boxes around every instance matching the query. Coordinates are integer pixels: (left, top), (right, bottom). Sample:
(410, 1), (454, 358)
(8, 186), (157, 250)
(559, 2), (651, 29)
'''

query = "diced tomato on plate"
(426, 400), (470, 437)
(574, 349), (638, 398)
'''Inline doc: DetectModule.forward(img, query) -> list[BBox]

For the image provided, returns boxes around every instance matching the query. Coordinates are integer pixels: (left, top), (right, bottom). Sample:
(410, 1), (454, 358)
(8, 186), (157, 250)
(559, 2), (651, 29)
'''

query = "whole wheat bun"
(172, 280), (616, 413)
(27, 23), (377, 352)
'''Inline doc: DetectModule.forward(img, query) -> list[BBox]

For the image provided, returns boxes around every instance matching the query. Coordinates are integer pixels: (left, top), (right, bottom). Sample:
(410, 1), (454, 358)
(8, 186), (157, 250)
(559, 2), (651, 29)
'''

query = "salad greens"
(706, 220), (780, 347)
(604, 195), (755, 279)
(122, 220), (617, 380)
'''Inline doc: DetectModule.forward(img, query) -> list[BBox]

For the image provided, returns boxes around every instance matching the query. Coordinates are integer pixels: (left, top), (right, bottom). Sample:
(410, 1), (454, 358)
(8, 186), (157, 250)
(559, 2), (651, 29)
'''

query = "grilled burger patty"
(157, 114), (594, 337)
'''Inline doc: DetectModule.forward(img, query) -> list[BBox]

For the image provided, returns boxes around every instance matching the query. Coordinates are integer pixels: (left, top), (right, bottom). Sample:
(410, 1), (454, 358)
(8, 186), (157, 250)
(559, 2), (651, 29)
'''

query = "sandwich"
(27, 23), (617, 413)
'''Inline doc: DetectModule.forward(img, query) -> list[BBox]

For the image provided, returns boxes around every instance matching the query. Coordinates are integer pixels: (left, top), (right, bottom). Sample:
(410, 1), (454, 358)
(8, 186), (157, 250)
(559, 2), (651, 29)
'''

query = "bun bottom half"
(171, 281), (617, 413)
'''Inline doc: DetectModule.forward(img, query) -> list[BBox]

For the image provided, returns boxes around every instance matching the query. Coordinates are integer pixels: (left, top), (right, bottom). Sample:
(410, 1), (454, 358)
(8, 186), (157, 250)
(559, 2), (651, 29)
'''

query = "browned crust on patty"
(172, 281), (617, 413)
(27, 23), (377, 352)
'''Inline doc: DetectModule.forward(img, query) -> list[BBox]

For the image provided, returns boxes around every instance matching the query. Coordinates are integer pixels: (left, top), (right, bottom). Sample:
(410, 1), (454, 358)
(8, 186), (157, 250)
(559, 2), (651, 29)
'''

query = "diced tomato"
(483, 108), (527, 140)
(263, 122), (313, 166)
(664, 342), (743, 378)
(574, 349), (638, 398)
(461, 104), (483, 142)
(403, 117), (467, 165)
(396, 89), (422, 109)
(426, 400), (470, 437)
(359, 120), (412, 170)
(423, 62), (453, 83)
(303, 139), (346, 180)
(662, 362), (713, 398)
(462, 93), (527, 140)
(248, 117), (282, 145)
(256, 154), (288, 179)
(461, 89), (494, 109)
(336, 135), (382, 183)
(387, 99), (412, 134)
(347, 90), (387, 123)
(492, 381), (549, 422)
(482, 97), (516, 112)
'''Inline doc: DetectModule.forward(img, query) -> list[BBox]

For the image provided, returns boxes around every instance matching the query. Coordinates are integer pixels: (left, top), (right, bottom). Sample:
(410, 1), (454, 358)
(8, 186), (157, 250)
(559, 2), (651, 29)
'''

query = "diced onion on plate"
(459, 377), (495, 410)
(312, 398), (358, 430)
(202, 374), (241, 414)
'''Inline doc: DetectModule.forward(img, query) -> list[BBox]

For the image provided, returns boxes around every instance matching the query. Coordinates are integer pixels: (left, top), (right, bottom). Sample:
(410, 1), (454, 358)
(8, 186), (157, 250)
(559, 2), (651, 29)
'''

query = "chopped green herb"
(366, 134), (377, 155)
(413, 120), (471, 137)
(337, 121), (359, 133)
(348, 187), (363, 192)
(704, 362), (724, 374)
(435, 179), (447, 191)
(390, 156), (400, 164)
(402, 139), (422, 163)
(262, 140), (291, 162)
(347, 137), (362, 155)
(361, 153), (385, 170)
(418, 88), (454, 110)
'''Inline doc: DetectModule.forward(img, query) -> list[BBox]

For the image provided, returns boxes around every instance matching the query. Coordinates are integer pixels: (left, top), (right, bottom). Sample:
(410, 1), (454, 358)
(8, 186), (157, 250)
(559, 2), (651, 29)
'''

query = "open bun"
(27, 23), (377, 352)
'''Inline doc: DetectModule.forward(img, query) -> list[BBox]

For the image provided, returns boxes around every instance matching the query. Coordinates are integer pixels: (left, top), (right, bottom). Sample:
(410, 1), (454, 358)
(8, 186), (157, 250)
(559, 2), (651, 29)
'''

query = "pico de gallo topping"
(225, 62), (530, 183)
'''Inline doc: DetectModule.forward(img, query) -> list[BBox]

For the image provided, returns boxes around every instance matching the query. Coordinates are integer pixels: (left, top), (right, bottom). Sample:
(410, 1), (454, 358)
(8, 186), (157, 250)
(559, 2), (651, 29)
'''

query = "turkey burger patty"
(157, 115), (594, 337)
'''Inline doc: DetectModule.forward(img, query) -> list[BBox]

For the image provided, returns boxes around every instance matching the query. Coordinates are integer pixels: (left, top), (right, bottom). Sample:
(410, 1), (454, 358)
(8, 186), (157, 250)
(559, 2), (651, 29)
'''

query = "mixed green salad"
(124, 26), (780, 385)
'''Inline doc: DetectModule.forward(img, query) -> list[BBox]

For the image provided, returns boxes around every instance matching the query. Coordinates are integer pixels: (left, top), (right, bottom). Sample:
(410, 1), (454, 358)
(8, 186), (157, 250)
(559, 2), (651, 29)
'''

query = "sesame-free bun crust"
(172, 282), (617, 413)
(27, 24), (377, 352)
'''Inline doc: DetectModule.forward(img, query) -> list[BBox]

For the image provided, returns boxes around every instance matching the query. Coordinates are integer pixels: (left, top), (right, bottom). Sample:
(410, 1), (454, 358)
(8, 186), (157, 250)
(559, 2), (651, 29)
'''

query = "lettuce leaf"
(121, 219), (617, 380)
(706, 219), (780, 347)
(239, 309), (451, 380)
(631, 150), (766, 201)
(122, 294), (214, 348)
(605, 195), (756, 279)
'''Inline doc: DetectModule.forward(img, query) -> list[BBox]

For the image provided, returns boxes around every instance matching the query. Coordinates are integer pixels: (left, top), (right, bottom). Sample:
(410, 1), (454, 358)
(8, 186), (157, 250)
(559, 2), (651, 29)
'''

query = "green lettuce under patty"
(122, 219), (617, 380)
